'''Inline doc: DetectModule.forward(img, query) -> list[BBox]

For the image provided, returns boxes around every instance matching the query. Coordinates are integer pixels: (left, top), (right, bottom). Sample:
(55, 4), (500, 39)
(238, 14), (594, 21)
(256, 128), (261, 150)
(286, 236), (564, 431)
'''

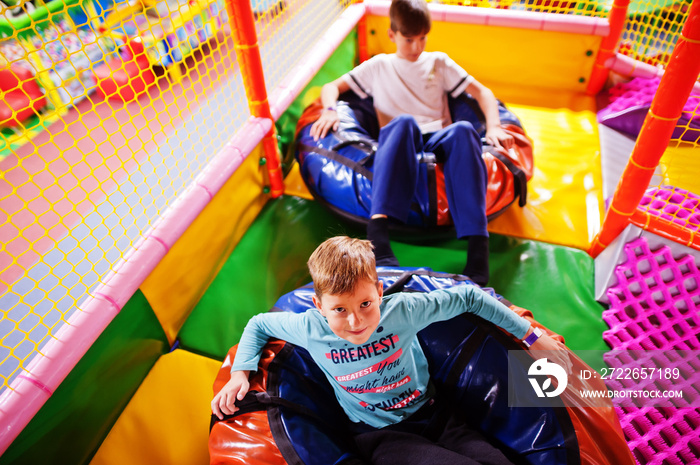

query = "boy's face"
(313, 278), (383, 345)
(388, 29), (427, 62)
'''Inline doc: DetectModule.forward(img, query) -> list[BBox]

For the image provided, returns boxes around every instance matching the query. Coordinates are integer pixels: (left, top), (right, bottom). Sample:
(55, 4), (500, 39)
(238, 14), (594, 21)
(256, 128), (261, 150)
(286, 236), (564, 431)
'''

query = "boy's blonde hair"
(390, 0), (431, 36)
(307, 236), (378, 298)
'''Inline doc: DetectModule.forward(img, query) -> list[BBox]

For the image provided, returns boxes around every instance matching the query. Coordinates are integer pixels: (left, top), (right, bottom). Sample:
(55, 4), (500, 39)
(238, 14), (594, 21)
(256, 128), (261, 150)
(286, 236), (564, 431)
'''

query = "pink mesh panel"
(601, 236), (700, 464)
(639, 186), (700, 233)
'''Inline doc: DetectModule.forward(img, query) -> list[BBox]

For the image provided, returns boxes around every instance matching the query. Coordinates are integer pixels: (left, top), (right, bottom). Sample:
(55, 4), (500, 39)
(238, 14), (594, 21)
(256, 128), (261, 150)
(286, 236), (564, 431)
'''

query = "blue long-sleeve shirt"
(232, 285), (530, 428)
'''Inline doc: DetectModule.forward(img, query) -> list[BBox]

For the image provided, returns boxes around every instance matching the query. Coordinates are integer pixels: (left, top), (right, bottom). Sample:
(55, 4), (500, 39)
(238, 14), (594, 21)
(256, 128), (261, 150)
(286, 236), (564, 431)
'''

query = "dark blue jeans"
(370, 114), (488, 238)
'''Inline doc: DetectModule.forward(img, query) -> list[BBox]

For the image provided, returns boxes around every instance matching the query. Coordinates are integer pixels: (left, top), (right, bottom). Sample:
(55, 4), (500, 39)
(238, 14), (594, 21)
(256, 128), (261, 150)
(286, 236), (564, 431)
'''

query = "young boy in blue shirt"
(212, 236), (561, 464)
(309, 0), (515, 287)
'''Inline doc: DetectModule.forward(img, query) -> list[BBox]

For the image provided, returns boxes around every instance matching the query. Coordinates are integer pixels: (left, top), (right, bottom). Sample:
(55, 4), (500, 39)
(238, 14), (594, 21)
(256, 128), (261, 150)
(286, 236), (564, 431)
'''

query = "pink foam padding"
(601, 236), (700, 464)
(609, 404), (700, 465)
(639, 186), (700, 233)
(605, 77), (658, 114)
(597, 77), (700, 142)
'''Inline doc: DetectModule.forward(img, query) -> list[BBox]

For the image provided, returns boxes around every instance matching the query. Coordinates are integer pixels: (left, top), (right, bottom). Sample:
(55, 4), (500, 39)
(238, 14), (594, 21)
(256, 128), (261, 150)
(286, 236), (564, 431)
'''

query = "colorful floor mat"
(179, 195), (609, 359)
(89, 349), (220, 465)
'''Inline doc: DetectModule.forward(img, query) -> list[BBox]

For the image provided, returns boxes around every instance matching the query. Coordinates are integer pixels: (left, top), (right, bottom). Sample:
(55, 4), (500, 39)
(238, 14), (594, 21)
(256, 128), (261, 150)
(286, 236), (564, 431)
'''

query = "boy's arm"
(400, 286), (529, 337)
(520, 325), (568, 353)
(211, 312), (309, 419)
(231, 312), (308, 372)
(310, 77), (351, 141)
(466, 79), (514, 150)
(459, 286), (530, 338)
(457, 288), (570, 370)
(412, 286), (569, 365)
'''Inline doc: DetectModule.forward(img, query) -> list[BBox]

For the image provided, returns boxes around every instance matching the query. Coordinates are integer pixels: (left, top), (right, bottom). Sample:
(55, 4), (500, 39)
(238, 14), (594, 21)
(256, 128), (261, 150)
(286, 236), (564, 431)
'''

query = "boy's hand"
(211, 370), (250, 420)
(310, 109), (340, 141)
(528, 333), (573, 375)
(484, 126), (514, 150)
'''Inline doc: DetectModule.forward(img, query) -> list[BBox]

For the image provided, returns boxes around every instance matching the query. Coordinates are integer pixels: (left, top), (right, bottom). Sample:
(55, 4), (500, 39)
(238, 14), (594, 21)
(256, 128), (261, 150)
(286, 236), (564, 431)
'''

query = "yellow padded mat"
(657, 143), (700, 195)
(286, 85), (603, 250)
(487, 85), (603, 250)
(90, 350), (220, 465)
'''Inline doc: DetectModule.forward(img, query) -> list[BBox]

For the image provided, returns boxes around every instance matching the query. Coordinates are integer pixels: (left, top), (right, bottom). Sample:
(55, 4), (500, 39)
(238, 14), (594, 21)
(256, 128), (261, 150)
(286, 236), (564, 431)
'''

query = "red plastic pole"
(357, 11), (369, 63)
(589, 0), (700, 257)
(225, 0), (284, 197)
(586, 0), (631, 95)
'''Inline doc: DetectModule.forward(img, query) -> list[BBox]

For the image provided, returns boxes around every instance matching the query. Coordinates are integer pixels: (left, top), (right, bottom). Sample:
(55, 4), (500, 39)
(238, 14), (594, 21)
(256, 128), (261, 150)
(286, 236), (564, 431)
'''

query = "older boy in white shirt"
(311, 0), (514, 287)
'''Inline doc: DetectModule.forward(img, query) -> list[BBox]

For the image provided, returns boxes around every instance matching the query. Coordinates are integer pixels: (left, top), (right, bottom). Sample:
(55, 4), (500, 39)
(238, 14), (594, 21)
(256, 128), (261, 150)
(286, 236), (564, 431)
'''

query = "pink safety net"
(602, 237), (700, 464)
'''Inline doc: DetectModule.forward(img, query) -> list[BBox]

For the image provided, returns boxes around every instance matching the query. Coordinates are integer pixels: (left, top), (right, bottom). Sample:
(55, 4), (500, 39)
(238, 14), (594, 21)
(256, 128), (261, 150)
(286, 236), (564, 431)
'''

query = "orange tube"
(585, 0), (630, 95)
(225, 0), (284, 197)
(589, 0), (700, 257)
(358, 13), (369, 63)
(630, 211), (700, 253)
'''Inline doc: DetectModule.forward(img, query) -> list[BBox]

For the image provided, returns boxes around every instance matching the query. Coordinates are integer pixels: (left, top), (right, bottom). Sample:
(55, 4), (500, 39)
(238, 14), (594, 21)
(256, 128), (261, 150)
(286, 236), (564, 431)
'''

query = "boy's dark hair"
(389, 0), (431, 36)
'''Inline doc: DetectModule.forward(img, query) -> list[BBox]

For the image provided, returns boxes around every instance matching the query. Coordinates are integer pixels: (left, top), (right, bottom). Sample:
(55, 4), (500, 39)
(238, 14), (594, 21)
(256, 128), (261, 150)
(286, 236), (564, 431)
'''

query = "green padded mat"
(178, 195), (609, 361)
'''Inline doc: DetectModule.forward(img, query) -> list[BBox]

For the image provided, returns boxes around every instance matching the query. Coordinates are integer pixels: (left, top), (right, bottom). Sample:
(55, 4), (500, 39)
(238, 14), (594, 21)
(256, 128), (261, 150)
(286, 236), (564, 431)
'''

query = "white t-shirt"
(343, 51), (473, 132)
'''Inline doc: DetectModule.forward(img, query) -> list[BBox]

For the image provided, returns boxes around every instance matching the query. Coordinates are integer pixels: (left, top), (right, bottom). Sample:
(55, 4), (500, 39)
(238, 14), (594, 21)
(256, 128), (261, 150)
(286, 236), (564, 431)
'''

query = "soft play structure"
(294, 91), (532, 232)
(94, 39), (156, 102)
(1, 0), (699, 464)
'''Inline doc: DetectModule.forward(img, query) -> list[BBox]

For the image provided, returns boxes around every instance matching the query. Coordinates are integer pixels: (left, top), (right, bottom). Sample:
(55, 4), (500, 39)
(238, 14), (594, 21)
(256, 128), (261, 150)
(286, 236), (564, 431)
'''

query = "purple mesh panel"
(601, 237), (700, 464)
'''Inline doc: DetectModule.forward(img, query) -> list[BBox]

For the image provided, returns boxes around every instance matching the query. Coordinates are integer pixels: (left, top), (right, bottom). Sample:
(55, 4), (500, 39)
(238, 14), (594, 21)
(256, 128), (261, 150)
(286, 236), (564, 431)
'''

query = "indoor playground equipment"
(0, 63), (47, 128)
(0, 0), (699, 464)
(0, 0), (229, 158)
(96, 0), (229, 84)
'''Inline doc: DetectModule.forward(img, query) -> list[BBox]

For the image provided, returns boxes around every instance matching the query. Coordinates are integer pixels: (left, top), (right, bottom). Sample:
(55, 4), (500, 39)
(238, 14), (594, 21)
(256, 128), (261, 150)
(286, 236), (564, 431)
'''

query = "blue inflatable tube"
(294, 92), (534, 236)
(263, 269), (572, 464)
